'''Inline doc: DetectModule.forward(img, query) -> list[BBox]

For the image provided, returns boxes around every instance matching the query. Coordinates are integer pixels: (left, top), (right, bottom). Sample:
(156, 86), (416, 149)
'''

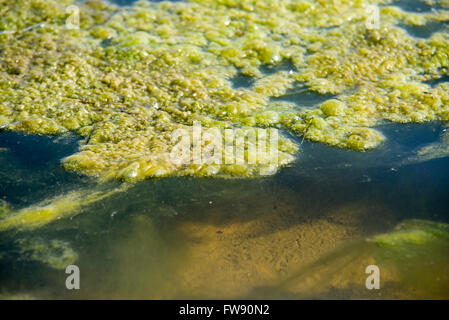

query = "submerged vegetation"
(369, 219), (449, 297)
(17, 238), (79, 270)
(370, 219), (449, 258)
(406, 123), (449, 163)
(273, 219), (449, 299)
(0, 184), (127, 231)
(0, 0), (447, 182)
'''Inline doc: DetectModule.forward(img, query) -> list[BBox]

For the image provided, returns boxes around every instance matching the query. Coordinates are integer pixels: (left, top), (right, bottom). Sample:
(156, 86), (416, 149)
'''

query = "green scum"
(0, 0), (448, 228)
(0, 0), (448, 180)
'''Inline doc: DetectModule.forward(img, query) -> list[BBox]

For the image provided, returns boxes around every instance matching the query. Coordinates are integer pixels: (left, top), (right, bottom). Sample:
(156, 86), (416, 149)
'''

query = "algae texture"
(0, 0), (447, 181)
(0, 0), (448, 230)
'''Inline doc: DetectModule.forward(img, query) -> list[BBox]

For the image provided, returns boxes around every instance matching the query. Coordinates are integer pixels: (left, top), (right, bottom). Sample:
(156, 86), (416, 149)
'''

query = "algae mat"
(0, 0), (448, 182)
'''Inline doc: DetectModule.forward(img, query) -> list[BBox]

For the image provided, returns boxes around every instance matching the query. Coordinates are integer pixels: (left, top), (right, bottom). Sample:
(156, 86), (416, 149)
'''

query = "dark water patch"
(402, 21), (448, 38)
(110, 0), (138, 5)
(0, 131), (87, 207)
(276, 122), (449, 223)
(426, 74), (449, 87)
(231, 72), (254, 89)
(0, 131), (79, 167)
(100, 38), (114, 48)
(231, 60), (298, 89)
(273, 89), (334, 107)
(387, 0), (433, 12)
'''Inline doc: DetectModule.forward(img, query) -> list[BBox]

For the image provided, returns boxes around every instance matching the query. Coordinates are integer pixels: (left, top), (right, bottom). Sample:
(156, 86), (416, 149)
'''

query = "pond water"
(0, 0), (448, 300)
(1, 120), (448, 299)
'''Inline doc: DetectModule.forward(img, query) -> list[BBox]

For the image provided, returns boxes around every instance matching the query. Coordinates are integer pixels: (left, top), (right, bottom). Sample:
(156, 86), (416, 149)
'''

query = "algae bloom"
(0, 0), (447, 182)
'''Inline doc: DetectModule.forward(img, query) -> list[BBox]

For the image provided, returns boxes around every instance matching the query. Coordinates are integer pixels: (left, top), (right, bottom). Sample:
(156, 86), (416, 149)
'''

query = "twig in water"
(300, 118), (313, 145)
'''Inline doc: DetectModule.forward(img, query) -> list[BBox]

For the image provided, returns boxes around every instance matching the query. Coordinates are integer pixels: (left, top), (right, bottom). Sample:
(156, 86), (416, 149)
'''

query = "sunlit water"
(0, 0), (449, 299)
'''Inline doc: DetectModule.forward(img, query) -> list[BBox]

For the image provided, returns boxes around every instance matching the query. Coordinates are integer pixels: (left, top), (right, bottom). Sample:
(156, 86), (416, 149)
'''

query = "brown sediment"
(103, 188), (398, 299)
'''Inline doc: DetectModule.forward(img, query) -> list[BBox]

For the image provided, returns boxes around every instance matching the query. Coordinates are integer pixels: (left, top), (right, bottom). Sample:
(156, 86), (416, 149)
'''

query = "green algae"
(268, 219), (449, 298)
(0, 0), (448, 230)
(17, 238), (78, 270)
(406, 124), (449, 163)
(0, 0), (448, 182)
(370, 219), (449, 252)
(0, 184), (128, 231)
(425, 0), (449, 9)
(0, 293), (36, 300)
(0, 200), (10, 216)
(369, 219), (449, 296)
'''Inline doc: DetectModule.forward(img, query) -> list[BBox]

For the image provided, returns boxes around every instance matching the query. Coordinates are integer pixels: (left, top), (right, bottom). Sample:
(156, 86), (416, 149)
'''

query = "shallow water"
(1, 0), (449, 300)
(0, 119), (448, 299)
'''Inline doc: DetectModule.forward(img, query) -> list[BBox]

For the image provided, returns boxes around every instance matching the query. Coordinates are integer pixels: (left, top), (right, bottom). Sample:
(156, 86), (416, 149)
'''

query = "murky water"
(1, 0), (449, 300)
(1, 120), (448, 299)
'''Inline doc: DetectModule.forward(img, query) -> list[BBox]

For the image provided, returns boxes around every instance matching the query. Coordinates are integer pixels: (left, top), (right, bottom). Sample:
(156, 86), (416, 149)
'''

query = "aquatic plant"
(272, 219), (449, 298)
(0, 0), (447, 182)
(0, 184), (128, 231)
(369, 219), (449, 296)
(370, 219), (449, 258)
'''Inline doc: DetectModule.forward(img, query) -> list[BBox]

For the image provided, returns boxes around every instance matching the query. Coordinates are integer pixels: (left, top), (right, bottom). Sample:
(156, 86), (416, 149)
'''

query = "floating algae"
(370, 219), (449, 257)
(0, 0), (447, 182)
(424, 0), (449, 9)
(0, 293), (36, 300)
